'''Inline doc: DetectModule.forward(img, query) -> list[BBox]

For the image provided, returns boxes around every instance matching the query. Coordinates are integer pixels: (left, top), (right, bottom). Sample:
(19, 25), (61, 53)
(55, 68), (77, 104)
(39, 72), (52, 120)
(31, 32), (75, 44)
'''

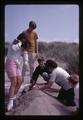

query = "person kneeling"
(22, 56), (50, 93)
(40, 59), (79, 115)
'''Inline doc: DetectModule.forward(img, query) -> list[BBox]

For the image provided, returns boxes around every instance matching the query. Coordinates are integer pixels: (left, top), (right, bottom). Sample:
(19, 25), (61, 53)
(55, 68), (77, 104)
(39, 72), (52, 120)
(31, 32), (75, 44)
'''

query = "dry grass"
(5, 41), (79, 74)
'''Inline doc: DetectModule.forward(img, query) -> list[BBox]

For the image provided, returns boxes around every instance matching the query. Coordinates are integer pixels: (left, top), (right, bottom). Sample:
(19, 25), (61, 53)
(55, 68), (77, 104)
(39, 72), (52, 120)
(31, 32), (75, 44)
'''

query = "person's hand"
(15, 60), (21, 69)
(32, 84), (40, 90)
(39, 87), (46, 91)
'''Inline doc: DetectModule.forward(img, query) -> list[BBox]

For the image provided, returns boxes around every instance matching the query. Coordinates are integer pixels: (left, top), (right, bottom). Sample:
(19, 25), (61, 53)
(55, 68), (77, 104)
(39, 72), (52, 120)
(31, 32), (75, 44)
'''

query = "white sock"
(7, 98), (14, 111)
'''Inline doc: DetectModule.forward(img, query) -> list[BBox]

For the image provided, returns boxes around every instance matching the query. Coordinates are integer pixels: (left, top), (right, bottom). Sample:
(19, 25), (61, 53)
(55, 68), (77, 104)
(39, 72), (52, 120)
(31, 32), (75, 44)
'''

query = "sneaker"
(22, 86), (30, 94)
(7, 99), (14, 111)
(28, 85), (33, 91)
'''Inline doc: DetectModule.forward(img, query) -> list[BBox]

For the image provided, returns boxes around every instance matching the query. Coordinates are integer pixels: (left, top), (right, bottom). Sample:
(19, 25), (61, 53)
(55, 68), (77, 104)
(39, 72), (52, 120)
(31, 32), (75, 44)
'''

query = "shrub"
(38, 41), (79, 74)
(5, 41), (79, 74)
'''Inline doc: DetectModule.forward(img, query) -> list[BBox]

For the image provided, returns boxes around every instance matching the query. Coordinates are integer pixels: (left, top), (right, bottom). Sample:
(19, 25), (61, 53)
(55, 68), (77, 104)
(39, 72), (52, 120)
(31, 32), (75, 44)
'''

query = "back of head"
(45, 59), (57, 69)
(17, 32), (26, 43)
(29, 20), (37, 29)
(69, 74), (79, 85)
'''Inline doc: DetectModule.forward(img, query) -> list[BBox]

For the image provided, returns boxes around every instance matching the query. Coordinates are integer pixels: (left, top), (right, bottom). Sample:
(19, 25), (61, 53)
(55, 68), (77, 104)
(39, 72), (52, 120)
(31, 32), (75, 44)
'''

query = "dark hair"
(17, 32), (25, 40)
(45, 59), (57, 69)
(29, 21), (37, 29)
(17, 32), (30, 49)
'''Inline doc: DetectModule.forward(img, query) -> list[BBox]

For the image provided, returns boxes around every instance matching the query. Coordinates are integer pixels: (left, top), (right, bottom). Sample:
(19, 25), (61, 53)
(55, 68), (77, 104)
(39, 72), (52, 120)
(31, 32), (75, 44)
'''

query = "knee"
(17, 77), (23, 85)
(11, 79), (17, 86)
(18, 79), (23, 85)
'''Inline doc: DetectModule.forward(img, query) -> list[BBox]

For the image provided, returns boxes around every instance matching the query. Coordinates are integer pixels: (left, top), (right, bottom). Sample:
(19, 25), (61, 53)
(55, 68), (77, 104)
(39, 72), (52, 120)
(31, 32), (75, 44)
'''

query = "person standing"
(20, 20), (38, 81)
(5, 38), (26, 111)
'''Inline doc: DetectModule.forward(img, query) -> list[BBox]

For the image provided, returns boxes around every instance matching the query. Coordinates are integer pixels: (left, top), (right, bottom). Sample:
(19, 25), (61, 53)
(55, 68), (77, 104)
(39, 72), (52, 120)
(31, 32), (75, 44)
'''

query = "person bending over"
(40, 59), (79, 114)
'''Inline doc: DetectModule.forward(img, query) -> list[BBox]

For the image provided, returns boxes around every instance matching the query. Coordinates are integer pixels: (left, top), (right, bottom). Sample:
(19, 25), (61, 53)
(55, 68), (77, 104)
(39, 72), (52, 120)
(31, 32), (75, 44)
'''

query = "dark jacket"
(30, 65), (47, 83)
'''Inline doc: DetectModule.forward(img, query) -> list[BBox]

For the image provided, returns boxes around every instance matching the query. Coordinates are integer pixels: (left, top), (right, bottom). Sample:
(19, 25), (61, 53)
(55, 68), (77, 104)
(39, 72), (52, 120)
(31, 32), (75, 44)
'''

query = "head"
(45, 59), (57, 74)
(28, 21), (37, 31)
(12, 39), (19, 44)
(17, 32), (27, 44)
(68, 74), (79, 87)
(37, 56), (44, 67)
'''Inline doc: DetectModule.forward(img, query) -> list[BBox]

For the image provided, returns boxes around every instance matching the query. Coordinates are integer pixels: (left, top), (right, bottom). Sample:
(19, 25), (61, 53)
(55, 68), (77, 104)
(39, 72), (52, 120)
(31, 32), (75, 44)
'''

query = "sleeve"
(50, 70), (57, 82)
(31, 66), (40, 82)
(34, 33), (38, 53)
(34, 32), (38, 40)
(12, 41), (22, 51)
(17, 32), (25, 40)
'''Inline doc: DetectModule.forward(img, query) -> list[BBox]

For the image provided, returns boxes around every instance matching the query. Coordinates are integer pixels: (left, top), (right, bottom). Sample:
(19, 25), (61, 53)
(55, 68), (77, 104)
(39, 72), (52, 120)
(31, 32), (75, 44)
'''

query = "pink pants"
(5, 58), (21, 78)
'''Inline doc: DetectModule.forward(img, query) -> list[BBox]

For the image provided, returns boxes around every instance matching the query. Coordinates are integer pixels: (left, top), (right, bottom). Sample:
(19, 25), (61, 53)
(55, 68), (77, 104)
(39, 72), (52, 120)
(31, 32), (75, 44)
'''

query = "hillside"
(5, 41), (79, 74)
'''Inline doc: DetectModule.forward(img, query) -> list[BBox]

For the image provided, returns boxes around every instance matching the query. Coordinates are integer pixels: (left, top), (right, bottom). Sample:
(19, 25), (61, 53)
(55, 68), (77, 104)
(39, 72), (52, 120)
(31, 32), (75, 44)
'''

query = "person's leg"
(5, 59), (20, 111)
(5, 59), (18, 99)
(42, 72), (50, 84)
(66, 88), (76, 106)
(22, 51), (30, 79)
(65, 88), (78, 114)
(22, 52), (36, 93)
(8, 77), (17, 98)
(57, 88), (67, 100)
(14, 76), (23, 96)
(14, 65), (24, 96)
(28, 52), (36, 79)
(7, 77), (17, 111)
(28, 79), (36, 91)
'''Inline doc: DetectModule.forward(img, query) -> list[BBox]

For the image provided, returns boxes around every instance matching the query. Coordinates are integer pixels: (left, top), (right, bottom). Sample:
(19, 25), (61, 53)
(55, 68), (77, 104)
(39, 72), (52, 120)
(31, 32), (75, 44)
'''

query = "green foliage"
(38, 41), (79, 74)
(5, 41), (79, 74)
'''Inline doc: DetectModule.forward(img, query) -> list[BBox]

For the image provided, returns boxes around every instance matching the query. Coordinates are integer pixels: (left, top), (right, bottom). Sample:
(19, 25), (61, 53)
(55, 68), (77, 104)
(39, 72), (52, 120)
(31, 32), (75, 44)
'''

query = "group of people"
(27, 57), (79, 115)
(5, 20), (79, 115)
(5, 20), (38, 111)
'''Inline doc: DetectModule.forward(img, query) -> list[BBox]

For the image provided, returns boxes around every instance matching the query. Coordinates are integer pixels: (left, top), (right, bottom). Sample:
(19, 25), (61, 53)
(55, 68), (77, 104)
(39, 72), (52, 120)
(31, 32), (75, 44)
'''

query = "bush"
(38, 41), (79, 74)
(5, 41), (79, 74)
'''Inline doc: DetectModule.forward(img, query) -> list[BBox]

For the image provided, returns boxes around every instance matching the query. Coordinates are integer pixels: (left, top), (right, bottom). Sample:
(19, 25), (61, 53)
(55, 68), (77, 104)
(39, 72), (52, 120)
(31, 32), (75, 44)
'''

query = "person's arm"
(35, 39), (38, 53)
(35, 33), (38, 54)
(29, 67), (40, 90)
(39, 80), (54, 90)
(30, 66), (40, 84)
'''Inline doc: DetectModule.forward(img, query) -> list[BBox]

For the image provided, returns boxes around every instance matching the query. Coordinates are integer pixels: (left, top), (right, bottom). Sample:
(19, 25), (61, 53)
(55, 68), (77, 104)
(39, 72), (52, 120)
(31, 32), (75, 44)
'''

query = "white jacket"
(7, 41), (22, 65)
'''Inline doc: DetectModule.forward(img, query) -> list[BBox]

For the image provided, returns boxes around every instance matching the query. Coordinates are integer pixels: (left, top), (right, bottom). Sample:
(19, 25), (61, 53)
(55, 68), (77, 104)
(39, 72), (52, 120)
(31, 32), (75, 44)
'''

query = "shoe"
(28, 85), (33, 91)
(7, 99), (14, 111)
(22, 86), (30, 94)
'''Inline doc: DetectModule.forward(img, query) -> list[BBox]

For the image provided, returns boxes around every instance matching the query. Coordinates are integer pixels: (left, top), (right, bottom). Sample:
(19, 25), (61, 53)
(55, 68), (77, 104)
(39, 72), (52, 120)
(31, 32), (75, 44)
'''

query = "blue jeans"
(41, 72), (50, 82)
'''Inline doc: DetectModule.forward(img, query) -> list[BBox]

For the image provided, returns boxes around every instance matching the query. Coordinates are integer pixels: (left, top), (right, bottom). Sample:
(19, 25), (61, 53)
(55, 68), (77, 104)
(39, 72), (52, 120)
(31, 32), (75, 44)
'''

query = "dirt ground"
(5, 77), (72, 116)
(5, 58), (76, 116)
